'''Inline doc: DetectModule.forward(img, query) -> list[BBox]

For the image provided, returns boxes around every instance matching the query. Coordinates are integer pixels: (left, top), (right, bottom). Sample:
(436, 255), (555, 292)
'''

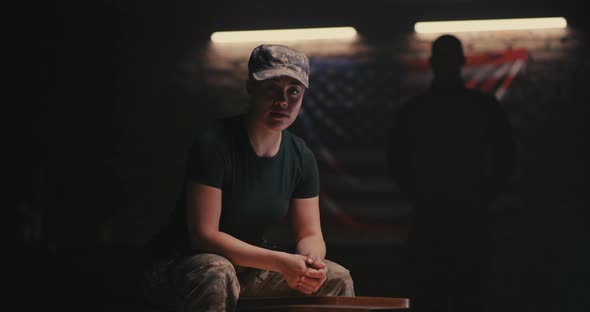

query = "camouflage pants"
(143, 253), (355, 312)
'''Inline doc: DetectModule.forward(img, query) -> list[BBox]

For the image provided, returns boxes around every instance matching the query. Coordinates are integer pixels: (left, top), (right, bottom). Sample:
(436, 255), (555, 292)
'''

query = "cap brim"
(252, 69), (309, 88)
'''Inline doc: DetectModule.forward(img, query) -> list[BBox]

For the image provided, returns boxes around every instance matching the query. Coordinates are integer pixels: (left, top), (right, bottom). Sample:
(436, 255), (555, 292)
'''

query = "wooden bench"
(237, 296), (409, 311)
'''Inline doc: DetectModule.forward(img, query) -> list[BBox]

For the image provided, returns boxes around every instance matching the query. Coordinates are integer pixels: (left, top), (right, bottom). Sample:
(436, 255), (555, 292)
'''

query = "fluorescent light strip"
(415, 17), (567, 33)
(211, 27), (357, 43)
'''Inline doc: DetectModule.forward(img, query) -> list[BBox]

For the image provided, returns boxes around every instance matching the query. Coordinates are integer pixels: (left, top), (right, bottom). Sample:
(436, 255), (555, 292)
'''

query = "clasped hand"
(280, 254), (328, 295)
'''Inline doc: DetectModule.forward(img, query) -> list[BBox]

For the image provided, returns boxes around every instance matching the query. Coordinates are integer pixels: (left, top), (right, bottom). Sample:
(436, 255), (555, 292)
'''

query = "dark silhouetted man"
(387, 34), (517, 312)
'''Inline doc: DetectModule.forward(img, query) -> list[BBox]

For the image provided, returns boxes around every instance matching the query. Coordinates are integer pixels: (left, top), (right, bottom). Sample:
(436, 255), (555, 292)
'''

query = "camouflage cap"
(248, 44), (310, 88)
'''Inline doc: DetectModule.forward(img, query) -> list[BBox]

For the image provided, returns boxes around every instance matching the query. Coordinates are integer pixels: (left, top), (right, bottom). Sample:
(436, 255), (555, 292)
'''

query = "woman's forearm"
(295, 235), (326, 260)
(191, 231), (287, 272)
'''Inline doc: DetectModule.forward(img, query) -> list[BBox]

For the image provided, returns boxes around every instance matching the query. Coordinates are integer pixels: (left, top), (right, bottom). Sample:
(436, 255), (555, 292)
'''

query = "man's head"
(246, 45), (310, 131)
(429, 34), (466, 79)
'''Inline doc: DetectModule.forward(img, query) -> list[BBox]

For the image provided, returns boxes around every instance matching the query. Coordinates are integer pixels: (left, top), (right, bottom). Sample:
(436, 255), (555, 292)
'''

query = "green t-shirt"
(152, 114), (319, 257)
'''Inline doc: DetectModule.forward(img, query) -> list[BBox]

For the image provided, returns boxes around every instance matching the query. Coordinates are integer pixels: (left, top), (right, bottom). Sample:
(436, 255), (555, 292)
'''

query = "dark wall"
(6, 1), (218, 306)
(7, 1), (214, 245)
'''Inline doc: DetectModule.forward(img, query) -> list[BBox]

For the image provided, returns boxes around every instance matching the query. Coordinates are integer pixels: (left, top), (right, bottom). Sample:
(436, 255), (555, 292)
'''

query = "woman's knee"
(322, 260), (355, 296)
(178, 254), (241, 309)
(182, 253), (238, 284)
(179, 254), (239, 295)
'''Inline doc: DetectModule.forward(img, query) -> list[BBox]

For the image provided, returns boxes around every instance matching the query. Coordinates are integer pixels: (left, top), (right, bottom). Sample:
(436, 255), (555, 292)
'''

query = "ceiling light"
(414, 17), (567, 33)
(211, 27), (357, 43)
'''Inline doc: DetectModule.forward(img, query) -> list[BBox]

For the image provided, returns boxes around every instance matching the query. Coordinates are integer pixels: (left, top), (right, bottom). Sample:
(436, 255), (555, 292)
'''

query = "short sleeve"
(292, 148), (320, 198)
(186, 135), (225, 189)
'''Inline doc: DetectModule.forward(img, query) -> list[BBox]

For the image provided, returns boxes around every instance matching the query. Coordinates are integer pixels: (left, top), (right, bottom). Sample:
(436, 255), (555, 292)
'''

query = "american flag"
(291, 49), (528, 234)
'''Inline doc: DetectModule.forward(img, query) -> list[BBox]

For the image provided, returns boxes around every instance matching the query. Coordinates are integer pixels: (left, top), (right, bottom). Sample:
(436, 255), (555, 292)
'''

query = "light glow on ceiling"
(414, 17), (567, 33)
(211, 27), (358, 43)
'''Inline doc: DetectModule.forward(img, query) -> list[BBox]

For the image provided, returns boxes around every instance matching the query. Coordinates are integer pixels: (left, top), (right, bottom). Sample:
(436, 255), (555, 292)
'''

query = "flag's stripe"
(496, 59), (526, 100)
(480, 62), (513, 92)
(465, 64), (496, 89)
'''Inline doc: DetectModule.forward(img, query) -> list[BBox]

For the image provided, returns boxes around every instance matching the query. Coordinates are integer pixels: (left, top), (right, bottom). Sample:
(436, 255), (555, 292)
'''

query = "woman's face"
(247, 76), (305, 131)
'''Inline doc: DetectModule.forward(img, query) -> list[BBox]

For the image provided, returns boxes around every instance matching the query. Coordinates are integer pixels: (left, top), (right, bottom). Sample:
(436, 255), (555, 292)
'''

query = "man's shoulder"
(463, 88), (499, 103)
(429, 87), (500, 108)
(393, 95), (424, 116)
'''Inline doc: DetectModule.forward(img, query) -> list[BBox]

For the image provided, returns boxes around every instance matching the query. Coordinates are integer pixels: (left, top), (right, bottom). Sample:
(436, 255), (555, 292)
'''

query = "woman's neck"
(244, 114), (282, 158)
